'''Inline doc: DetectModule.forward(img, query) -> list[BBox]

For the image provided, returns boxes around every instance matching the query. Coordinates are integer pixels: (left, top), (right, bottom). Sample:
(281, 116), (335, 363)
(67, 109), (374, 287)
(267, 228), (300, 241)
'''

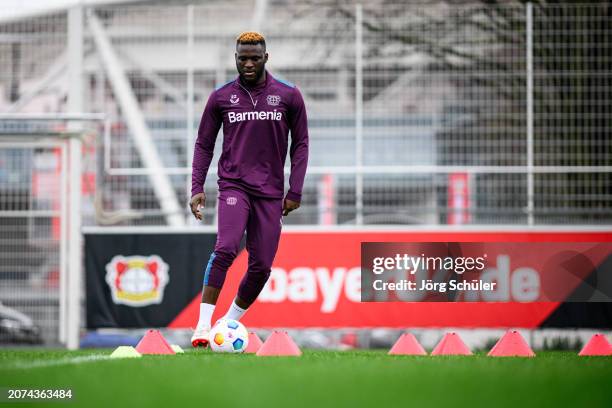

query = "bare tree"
(300, 0), (612, 222)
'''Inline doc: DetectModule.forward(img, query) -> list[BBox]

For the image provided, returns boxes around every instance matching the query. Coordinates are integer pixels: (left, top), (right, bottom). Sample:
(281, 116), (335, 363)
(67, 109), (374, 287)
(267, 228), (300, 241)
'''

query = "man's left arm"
(284, 87), (309, 215)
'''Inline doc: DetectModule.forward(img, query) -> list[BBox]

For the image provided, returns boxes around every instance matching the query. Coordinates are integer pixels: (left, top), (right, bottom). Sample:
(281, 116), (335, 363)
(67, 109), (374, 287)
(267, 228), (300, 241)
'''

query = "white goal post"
(0, 113), (106, 349)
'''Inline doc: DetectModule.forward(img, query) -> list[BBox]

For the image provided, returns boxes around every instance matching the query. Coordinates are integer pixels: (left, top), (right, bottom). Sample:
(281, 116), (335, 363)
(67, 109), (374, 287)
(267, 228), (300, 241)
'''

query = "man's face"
(235, 43), (268, 85)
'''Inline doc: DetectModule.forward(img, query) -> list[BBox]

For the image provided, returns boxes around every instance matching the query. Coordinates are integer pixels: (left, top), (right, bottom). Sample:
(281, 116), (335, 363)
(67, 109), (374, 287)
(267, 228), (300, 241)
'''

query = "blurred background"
(0, 0), (610, 350)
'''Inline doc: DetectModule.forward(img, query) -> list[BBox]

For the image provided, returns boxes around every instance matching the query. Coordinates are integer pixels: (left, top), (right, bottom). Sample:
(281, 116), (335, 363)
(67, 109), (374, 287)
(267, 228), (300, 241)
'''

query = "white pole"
(88, 12), (185, 226)
(90, 164), (612, 176)
(58, 142), (68, 345)
(526, 2), (534, 226)
(187, 5), (195, 211)
(252, 0), (268, 32)
(67, 135), (82, 351)
(0, 113), (105, 121)
(67, 5), (84, 350)
(355, 4), (364, 225)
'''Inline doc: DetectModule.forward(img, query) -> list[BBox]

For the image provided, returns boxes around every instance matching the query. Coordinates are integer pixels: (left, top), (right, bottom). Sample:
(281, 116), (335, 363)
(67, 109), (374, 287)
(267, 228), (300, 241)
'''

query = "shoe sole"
(192, 339), (209, 348)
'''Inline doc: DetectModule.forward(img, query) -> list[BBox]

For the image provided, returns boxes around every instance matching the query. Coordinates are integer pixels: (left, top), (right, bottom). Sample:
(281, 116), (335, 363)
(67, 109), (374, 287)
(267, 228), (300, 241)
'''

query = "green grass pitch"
(1, 349), (611, 408)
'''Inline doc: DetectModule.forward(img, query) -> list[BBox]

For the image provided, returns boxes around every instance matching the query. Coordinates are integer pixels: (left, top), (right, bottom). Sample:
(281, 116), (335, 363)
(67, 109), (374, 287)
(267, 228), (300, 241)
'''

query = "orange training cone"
(244, 332), (264, 354)
(135, 329), (176, 355)
(579, 333), (612, 356)
(256, 331), (302, 356)
(431, 332), (472, 356)
(488, 330), (535, 357)
(388, 333), (427, 355)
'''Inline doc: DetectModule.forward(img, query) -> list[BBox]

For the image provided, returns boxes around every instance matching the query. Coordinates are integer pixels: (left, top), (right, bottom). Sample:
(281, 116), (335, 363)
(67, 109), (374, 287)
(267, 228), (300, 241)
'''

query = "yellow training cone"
(110, 346), (142, 359)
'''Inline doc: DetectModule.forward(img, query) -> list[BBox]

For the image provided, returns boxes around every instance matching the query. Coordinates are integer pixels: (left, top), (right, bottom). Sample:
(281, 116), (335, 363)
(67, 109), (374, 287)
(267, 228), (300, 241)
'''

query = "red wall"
(170, 231), (612, 329)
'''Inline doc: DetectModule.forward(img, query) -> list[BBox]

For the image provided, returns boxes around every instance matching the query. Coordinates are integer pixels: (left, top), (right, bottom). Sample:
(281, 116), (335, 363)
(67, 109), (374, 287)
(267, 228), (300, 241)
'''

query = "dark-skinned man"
(189, 32), (309, 347)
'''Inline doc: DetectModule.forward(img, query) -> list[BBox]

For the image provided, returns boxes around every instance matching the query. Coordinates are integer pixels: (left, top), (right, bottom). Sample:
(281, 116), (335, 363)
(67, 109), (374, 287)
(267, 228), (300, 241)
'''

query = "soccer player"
(189, 32), (309, 347)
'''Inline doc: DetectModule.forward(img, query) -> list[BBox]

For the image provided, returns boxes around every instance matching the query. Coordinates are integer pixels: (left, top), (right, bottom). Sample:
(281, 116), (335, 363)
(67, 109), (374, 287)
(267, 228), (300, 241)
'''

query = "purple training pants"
(203, 187), (283, 305)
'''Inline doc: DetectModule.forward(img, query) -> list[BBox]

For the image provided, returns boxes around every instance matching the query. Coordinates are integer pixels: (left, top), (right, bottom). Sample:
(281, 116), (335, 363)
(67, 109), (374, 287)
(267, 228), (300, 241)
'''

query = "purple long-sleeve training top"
(191, 72), (309, 202)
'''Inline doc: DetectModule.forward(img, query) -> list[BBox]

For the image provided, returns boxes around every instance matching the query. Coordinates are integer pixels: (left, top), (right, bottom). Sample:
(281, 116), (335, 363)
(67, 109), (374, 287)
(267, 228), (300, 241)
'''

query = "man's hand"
(190, 192), (206, 220)
(283, 198), (300, 216)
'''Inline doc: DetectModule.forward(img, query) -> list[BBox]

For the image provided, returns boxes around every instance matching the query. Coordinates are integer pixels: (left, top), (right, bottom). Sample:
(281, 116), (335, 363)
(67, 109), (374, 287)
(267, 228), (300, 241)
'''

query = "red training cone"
(388, 333), (427, 355)
(488, 330), (535, 357)
(579, 333), (612, 356)
(431, 332), (472, 356)
(244, 332), (264, 354)
(256, 331), (302, 356)
(135, 329), (176, 355)
(340, 332), (358, 349)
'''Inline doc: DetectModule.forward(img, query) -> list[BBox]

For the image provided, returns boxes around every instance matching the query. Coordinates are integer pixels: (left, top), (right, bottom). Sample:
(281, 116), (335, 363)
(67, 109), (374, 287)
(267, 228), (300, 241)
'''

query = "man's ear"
(264, 52), (269, 63)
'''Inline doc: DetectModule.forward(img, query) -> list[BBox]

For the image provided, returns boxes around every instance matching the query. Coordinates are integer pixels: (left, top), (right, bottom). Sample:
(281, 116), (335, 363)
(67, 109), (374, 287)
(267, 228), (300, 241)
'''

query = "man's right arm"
(191, 91), (222, 198)
(190, 92), (222, 219)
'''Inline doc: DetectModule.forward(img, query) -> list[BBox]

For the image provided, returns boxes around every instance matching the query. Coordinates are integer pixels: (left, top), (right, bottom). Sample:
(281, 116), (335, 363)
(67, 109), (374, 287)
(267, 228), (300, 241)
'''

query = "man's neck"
(240, 70), (267, 88)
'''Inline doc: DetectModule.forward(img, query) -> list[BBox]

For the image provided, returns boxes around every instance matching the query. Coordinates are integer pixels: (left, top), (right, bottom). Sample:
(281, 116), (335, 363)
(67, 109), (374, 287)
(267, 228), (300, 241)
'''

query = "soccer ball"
(209, 319), (249, 353)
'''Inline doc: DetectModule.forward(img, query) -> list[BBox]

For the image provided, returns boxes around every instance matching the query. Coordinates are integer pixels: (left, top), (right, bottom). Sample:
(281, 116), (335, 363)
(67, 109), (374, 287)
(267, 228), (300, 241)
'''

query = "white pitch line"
(3, 355), (113, 370)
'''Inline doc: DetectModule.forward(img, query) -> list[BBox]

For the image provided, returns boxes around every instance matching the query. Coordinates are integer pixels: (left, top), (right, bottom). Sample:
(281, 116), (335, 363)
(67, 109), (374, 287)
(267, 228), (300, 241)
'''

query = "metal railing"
(0, 2), (610, 227)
